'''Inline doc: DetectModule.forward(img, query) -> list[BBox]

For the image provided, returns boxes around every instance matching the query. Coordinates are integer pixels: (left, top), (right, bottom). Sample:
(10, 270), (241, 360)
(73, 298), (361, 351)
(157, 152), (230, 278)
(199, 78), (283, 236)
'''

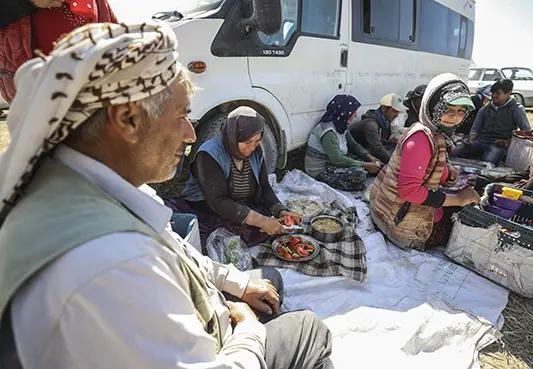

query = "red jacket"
(0, 0), (118, 103)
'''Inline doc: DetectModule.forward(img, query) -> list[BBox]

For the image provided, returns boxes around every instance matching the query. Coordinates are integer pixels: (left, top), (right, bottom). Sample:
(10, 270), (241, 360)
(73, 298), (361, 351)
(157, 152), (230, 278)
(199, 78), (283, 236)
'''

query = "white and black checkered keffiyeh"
(0, 22), (181, 225)
(256, 202), (367, 282)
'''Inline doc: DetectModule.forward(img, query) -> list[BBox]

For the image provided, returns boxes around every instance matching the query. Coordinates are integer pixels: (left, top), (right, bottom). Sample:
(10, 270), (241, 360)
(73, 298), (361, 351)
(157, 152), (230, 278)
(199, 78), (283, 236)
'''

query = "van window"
(483, 69), (503, 81)
(468, 69), (482, 81)
(257, 0), (298, 46)
(464, 19), (474, 59)
(353, 0), (473, 59)
(302, 0), (342, 38)
(399, 0), (416, 42)
(419, 0), (448, 54)
(447, 11), (461, 56)
(362, 0), (415, 43)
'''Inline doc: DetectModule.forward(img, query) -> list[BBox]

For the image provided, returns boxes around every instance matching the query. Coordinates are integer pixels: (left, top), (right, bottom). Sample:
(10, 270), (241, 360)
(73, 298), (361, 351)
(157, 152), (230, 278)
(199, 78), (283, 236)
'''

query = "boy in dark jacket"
(452, 79), (530, 165)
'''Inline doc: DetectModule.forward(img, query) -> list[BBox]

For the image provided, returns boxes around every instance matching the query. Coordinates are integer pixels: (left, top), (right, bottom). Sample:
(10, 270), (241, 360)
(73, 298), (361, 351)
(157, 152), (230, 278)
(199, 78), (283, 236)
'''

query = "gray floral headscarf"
(420, 73), (473, 150)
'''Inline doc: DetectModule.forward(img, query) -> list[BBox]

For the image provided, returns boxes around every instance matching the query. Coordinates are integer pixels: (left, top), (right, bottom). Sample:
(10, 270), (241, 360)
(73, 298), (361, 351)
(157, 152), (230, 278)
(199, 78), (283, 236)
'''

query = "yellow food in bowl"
(312, 219), (342, 233)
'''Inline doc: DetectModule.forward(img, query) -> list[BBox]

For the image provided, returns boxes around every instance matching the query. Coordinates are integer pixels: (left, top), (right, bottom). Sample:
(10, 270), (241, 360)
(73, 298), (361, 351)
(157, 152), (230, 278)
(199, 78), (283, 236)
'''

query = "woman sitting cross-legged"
(370, 73), (481, 251)
(165, 107), (302, 249)
(305, 94), (382, 191)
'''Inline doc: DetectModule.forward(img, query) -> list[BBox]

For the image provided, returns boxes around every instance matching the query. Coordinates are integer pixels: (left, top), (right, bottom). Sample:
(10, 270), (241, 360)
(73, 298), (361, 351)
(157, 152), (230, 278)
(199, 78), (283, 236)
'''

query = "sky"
(108, 0), (532, 70)
(473, 0), (533, 69)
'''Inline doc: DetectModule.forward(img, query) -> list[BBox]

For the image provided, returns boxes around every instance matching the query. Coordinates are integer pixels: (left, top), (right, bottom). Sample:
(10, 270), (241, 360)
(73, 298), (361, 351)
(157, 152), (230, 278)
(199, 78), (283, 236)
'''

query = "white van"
(157, 0), (475, 171)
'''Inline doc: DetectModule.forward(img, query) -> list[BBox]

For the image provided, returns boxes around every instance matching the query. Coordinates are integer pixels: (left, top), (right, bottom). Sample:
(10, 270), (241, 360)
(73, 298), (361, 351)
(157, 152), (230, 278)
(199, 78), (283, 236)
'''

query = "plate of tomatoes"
(272, 235), (320, 262)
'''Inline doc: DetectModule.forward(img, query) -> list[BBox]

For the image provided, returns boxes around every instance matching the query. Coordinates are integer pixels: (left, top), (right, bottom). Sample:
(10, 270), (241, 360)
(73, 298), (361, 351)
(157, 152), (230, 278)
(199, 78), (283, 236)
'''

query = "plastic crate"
(457, 182), (533, 250)
(457, 207), (533, 251)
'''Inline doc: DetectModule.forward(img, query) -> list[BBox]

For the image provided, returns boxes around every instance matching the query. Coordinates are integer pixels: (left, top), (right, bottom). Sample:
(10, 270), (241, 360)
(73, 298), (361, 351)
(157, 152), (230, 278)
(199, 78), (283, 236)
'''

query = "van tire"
(513, 93), (525, 106)
(193, 111), (279, 173)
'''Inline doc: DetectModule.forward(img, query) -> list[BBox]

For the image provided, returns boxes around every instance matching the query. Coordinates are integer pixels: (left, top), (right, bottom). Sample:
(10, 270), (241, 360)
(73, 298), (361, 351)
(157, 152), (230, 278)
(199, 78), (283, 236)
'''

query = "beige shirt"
(11, 145), (267, 369)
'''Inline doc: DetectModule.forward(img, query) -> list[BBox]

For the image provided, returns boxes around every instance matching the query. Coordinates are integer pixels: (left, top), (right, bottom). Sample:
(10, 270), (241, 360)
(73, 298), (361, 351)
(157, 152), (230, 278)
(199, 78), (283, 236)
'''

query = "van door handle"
(340, 49), (348, 67)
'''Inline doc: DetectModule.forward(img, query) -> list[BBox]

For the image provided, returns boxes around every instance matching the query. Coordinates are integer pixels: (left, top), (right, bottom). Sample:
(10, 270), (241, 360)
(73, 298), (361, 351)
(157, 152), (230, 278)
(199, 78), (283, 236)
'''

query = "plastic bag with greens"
(205, 228), (253, 271)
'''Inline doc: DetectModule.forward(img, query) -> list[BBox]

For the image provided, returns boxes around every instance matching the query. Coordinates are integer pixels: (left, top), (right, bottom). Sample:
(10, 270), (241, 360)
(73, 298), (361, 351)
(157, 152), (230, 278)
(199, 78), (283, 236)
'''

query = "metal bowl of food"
(310, 215), (344, 243)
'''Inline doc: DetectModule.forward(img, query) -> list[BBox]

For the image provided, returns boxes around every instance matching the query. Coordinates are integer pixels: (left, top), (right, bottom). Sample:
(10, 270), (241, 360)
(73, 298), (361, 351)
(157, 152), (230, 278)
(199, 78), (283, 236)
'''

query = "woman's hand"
(260, 216), (285, 236)
(442, 164), (459, 187)
(279, 211), (303, 225)
(31, 0), (65, 9)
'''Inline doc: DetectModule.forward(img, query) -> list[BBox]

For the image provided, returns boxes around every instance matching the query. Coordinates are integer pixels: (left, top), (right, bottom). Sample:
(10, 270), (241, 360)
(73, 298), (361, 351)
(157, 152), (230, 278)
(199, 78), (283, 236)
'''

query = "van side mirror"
(241, 0), (281, 35)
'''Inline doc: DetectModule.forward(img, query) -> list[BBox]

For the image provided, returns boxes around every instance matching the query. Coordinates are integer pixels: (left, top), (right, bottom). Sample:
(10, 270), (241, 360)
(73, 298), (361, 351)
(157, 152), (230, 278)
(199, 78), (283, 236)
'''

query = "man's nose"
(183, 118), (197, 144)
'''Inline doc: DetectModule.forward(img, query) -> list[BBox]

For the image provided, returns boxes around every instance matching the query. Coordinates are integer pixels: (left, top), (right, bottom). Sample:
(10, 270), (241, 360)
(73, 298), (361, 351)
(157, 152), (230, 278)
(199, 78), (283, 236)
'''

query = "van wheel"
(193, 111), (279, 173)
(513, 93), (525, 106)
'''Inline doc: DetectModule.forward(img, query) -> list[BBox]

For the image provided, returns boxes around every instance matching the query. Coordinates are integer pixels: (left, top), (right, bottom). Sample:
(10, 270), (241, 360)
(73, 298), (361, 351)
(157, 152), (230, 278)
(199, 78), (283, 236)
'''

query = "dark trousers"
(451, 140), (507, 165)
(239, 268), (333, 369)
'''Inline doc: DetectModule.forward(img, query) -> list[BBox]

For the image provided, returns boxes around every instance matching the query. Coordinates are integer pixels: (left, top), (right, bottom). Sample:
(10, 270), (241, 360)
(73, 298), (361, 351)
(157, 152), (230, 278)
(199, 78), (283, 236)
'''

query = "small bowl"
(493, 193), (524, 211)
(486, 204), (516, 219)
(310, 215), (344, 243)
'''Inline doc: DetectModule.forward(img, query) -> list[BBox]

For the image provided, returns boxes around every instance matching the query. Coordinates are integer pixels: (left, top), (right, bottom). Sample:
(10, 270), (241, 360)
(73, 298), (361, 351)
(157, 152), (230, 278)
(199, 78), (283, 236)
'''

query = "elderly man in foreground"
(0, 23), (332, 369)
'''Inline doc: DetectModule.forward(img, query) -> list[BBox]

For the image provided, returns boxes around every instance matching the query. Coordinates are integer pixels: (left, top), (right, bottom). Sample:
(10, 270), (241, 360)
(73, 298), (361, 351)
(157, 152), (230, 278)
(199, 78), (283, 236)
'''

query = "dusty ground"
(0, 112), (532, 368)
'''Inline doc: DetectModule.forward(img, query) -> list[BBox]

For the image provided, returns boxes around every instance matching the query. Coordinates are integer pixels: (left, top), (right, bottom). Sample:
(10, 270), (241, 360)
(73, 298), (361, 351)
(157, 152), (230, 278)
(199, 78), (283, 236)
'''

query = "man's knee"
(292, 310), (332, 350)
(484, 145), (507, 165)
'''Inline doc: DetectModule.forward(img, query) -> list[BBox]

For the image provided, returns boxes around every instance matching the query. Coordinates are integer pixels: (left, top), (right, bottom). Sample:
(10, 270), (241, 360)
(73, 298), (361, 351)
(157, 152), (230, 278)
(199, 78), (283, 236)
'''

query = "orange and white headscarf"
(0, 22), (181, 225)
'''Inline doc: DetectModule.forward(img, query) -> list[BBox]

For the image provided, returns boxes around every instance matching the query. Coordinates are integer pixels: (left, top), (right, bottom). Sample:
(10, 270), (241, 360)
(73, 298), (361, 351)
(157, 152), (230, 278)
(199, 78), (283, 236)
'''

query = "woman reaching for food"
(165, 107), (302, 249)
(305, 94), (382, 191)
(370, 73), (481, 251)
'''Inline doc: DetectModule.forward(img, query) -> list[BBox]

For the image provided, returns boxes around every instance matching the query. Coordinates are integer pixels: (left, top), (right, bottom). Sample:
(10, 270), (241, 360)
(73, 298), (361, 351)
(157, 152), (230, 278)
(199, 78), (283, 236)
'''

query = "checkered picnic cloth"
(255, 202), (367, 282)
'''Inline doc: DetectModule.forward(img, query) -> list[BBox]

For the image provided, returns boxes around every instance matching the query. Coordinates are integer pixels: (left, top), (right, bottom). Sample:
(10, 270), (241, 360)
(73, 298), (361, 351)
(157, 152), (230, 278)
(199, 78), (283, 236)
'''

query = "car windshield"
(501, 68), (533, 81)
(178, 0), (224, 15)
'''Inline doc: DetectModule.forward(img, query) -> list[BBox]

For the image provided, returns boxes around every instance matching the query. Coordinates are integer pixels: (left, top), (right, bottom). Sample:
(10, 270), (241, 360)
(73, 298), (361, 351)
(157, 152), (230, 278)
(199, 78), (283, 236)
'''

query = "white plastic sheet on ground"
(256, 170), (509, 369)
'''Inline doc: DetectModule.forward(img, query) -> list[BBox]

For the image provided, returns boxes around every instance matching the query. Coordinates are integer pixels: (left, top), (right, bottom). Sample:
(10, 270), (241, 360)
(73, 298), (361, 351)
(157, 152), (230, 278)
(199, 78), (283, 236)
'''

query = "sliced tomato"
(276, 247), (283, 254)
(284, 215), (296, 226)
(283, 253), (292, 259)
(289, 236), (302, 247)
(295, 246), (309, 257)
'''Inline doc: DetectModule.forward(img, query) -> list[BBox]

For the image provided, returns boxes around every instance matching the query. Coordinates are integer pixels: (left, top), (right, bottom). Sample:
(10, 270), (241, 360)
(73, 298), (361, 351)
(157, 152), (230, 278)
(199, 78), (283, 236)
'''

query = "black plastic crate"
(456, 183), (533, 251)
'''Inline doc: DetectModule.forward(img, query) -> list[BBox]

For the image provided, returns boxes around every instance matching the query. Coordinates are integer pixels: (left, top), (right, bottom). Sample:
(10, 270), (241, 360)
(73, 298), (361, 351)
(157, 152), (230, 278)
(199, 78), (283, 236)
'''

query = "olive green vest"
(0, 159), (222, 351)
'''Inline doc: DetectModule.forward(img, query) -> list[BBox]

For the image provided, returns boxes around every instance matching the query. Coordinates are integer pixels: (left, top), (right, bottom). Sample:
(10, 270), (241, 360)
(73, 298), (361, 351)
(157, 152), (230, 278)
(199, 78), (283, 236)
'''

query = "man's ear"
(107, 103), (143, 144)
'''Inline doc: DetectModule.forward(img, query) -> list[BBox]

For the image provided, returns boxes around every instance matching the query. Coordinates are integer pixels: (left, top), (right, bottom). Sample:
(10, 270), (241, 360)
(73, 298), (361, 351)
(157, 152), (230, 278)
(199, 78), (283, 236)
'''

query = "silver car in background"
(0, 95), (8, 118)
(467, 67), (533, 107)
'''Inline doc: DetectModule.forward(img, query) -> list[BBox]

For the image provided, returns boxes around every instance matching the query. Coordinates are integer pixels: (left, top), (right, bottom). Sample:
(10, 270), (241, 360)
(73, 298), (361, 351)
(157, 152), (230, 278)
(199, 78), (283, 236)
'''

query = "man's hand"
(467, 135), (477, 145)
(495, 139), (510, 148)
(31, 0), (65, 9)
(363, 162), (381, 174)
(241, 279), (280, 316)
(227, 301), (258, 328)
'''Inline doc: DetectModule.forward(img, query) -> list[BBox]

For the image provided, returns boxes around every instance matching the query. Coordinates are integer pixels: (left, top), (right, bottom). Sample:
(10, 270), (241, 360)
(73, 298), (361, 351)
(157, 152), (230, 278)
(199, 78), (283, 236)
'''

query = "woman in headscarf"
(370, 73), (481, 251)
(166, 106), (302, 248)
(305, 94), (382, 191)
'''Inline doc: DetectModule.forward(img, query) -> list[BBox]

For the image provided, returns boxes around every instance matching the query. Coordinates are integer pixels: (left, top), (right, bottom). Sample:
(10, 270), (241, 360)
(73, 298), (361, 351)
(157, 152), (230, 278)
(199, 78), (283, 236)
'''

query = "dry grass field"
(0, 112), (532, 368)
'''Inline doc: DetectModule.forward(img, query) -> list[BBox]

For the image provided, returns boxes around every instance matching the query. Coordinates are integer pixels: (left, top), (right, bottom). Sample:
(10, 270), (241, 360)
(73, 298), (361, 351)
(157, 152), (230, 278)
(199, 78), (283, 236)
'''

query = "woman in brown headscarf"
(166, 106), (302, 248)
